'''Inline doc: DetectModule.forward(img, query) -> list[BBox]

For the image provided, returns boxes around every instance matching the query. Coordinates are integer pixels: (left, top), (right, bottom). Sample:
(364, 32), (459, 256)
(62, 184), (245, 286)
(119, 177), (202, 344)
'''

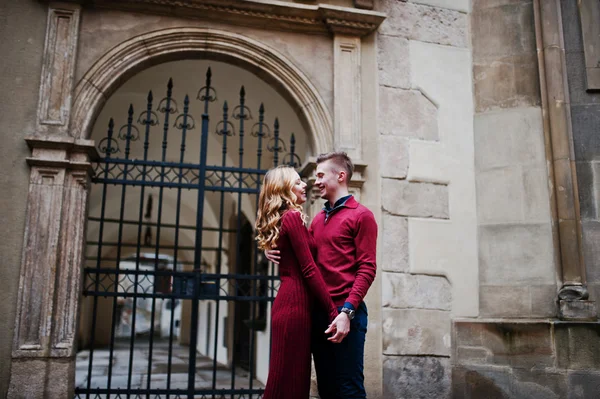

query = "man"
(266, 151), (378, 399)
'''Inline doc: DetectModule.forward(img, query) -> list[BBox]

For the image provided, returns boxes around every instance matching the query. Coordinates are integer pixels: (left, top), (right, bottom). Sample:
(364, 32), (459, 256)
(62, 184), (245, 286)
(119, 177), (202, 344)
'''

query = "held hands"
(325, 312), (350, 344)
(264, 249), (281, 265)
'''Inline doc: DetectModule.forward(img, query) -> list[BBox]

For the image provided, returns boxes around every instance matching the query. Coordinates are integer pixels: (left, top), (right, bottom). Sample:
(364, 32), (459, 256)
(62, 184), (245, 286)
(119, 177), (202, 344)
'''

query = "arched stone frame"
(71, 27), (334, 155)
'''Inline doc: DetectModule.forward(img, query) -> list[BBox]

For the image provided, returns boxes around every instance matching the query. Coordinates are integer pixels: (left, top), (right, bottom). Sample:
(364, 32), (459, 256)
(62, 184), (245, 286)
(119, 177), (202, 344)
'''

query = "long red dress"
(263, 211), (338, 399)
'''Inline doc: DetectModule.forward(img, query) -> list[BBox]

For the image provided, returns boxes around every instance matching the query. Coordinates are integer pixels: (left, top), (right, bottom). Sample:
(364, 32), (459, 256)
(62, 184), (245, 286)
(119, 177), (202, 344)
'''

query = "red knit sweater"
(309, 196), (378, 309)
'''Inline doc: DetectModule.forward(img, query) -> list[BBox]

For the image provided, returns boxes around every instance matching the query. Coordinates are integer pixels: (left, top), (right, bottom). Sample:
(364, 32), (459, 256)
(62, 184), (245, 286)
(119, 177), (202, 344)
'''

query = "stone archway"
(10, 26), (334, 398)
(71, 27), (333, 155)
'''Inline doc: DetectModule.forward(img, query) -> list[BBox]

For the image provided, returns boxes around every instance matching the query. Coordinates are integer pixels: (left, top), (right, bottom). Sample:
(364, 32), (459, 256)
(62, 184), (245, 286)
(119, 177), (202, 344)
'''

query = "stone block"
(453, 321), (555, 369)
(575, 161), (596, 221)
(379, 1), (467, 47)
(510, 368), (568, 399)
(522, 167), (552, 222)
(565, 51), (600, 106)
(561, 0), (584, 53)
(479, 223), (555, 285)
(379, 135), (408, 179)
(377, 35), (410, 89)
(558, 300), (598, 321)
(472, 0), (528, 10)
(382, 308), (451, 356)
(383, 355), (451, 399)
(8, 358), (75, 398)
(476, 166), (524, 224)
(577, 162), (600, 222)
(452, 365), (511, 399)
(381, 213), (409, 272)
(555, 322), (600, 370)
(530, 284), (558, 318)
(382, 272), (451, 310)
(474, 107), (545, 171)
(473, 54), (541, 112)
(480, 285), (530, 318)
(572, 104), (600, 161)
(378, 87), (438, 140)
(410, 0), (469, 12)
(471, 3), (536, 61)
(382, 179), (448, 218)
(453, 364), (568, 399)
(583, 221), (600, 282)
(568, 371), (600, 399)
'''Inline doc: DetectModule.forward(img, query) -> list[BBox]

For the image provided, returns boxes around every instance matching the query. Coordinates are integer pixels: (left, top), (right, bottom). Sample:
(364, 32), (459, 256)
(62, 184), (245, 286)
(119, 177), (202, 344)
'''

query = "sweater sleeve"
(283, 211), (338, 321)
(345, 210), (378, 309)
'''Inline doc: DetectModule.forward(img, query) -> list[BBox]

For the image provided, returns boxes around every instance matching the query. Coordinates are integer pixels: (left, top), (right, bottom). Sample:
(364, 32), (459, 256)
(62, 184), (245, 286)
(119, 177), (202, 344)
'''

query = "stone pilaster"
(8, 2), (87, 397)
(36, 2), (81, 136)
(8, 139), (96, 398)
(333, 34), (362, 160)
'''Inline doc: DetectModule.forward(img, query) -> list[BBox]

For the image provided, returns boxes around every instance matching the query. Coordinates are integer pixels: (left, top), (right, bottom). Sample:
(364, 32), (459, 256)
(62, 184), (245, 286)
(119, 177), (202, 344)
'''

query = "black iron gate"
(76, 68), (300, 399)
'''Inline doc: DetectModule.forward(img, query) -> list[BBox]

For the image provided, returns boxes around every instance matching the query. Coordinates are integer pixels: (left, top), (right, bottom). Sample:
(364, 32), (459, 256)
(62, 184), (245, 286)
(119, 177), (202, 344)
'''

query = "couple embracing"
(255, 152), (378, 399)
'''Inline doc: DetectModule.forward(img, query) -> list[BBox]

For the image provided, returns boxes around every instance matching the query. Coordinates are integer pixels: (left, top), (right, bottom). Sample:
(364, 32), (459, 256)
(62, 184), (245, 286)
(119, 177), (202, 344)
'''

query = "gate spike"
(240, 85), (245, 97)
(167, 77), (173, 90)
(206, 67), (212, 85)
(259, 103), (264, 113)
(147, 90), (153, 102)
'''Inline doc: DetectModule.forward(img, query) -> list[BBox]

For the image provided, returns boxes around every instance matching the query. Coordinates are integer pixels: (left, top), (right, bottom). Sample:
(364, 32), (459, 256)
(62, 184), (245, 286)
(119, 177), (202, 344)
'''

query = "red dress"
(263, 211), (338, 399)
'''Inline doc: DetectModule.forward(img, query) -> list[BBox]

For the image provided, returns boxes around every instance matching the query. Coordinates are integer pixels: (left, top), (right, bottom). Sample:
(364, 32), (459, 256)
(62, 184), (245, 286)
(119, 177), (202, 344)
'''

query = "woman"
(256, 165), (339, 399)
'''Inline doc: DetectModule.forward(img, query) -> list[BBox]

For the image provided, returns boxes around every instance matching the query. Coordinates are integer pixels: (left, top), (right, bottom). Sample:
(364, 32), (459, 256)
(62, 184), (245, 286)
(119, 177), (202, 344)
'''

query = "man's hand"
(264, 249), (281, 265)
(325, 312), (350, 343)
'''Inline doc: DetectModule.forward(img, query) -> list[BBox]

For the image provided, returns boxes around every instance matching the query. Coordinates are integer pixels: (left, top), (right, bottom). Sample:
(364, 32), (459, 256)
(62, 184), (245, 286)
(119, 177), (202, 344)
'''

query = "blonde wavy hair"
(255, 166), (307, 250)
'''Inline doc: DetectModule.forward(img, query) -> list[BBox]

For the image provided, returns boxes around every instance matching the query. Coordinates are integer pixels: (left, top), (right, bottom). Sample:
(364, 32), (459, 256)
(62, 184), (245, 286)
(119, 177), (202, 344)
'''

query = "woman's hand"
(264, 249), (281, 265)
(325, 312), (350, 344)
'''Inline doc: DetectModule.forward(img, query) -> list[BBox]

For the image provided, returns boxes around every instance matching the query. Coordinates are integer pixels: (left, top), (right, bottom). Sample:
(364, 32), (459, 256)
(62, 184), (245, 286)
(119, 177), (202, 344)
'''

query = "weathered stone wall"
(453, 320), (600, 398)
(471, 0), (555, 318)
(376, 1), (474, 397)
(0, 1), (47, 396)
(561, 0), (600, 308)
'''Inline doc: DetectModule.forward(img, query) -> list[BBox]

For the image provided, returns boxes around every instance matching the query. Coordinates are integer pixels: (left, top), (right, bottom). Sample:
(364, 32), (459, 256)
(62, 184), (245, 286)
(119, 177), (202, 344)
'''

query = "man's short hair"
(316, 151), (354, 181)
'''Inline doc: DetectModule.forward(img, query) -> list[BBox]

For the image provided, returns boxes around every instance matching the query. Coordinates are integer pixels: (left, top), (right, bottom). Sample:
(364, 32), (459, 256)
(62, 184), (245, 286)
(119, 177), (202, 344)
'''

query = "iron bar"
(189, 67), (213, 399)
(230, 86), (247, 398)
(126, 90), (154, 398)
(87, 217), (235, 233)
(146, 78), (175, 399)
(106, 104), (136, 398)
(212, 98), (231, 397)
(85, 118), (115, 399)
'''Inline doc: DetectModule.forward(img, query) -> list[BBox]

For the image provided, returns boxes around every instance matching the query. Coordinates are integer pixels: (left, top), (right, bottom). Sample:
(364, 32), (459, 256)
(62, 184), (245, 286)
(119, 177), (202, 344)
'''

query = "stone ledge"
(60, 0), (386, 37)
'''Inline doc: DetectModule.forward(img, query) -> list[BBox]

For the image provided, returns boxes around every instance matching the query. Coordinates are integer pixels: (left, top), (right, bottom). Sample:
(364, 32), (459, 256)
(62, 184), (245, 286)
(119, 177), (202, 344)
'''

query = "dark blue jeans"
(311, 302), (368, 399)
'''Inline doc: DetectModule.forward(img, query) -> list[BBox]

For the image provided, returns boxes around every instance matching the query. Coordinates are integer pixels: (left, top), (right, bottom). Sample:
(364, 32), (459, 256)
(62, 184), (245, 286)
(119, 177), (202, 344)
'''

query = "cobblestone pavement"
(75, 338), (264, 398)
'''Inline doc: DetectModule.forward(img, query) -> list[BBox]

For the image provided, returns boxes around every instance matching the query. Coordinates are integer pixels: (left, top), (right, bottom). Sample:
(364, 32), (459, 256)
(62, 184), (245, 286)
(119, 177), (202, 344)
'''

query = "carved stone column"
(8, 2), (88, 397)
(533, 0), (596, 319)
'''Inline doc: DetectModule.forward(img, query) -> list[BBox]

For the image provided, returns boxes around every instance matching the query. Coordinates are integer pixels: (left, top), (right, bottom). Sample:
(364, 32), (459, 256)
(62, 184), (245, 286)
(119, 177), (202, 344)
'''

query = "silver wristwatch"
(340, 307), (355, 320)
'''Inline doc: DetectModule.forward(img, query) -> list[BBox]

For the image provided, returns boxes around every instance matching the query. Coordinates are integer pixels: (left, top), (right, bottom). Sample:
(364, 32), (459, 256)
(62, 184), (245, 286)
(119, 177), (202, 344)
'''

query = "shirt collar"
(324, 194), (353, 212)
